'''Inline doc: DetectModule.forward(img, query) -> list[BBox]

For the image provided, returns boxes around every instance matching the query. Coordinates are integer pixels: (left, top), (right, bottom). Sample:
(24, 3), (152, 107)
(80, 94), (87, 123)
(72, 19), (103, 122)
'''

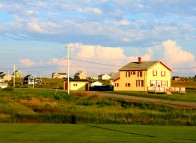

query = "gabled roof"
(120, 61), (172, 71)
(110, 72), (120, 80)
(52, 72), (67, 75)
(0, 72), (6, 77)
(98, 74), (109, 77)
(58, 73), (67, 75)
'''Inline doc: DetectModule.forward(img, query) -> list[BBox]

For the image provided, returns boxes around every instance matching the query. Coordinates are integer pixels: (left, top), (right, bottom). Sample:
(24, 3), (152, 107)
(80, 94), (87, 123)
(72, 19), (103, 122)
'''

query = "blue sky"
(0, 0), (196, 77)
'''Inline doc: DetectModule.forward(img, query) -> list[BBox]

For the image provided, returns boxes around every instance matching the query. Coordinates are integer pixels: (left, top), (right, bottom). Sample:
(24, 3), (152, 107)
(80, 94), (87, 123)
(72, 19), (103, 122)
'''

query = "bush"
(3, 87), (14, 91)
(97, 100), (107, 107)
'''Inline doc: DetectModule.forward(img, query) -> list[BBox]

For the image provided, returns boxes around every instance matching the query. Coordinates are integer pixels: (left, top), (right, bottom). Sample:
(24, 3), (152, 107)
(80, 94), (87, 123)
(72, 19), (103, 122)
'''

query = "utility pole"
(33, 76), (34, 88)
(67, 44), (70, 94)
(13, 64), (15, 88)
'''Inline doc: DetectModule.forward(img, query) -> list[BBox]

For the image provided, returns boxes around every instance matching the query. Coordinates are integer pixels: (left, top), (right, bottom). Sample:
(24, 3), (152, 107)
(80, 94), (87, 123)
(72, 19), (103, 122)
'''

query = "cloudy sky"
(0, 0), (196, 77)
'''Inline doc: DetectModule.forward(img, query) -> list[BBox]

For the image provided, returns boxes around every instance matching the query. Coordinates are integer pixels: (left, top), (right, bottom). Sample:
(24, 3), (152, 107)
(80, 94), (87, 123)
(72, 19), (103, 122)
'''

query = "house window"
(153, 70), (157, 76)
(162, 81), (168, 87)
(136, 80), (144, 87)
(138, 71), (142, 77)
(131, 71), (135, 75)
(126, 71), (130, 77)
(125, 83), (131, 87)
(150, 80), (156, 87)
(161, 71), (166, 77)
(73, 84), (78, 87)
(115, 83), (119, 87)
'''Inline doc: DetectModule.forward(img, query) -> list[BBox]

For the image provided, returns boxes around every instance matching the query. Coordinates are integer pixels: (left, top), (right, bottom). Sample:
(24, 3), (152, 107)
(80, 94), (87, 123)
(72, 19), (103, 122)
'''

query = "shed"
(64, 80), (89, 91)
(90, 81), (103, 87)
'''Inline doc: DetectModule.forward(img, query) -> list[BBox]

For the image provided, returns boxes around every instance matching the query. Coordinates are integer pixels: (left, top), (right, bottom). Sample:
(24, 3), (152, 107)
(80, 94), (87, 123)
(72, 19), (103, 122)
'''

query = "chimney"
(138, 57), (142, 64)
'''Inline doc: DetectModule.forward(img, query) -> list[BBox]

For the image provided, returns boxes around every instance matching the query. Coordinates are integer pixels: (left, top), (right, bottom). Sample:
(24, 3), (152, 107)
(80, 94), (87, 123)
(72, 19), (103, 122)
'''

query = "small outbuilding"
(90, 81), (103, 87)
(64, 80), (89, 91)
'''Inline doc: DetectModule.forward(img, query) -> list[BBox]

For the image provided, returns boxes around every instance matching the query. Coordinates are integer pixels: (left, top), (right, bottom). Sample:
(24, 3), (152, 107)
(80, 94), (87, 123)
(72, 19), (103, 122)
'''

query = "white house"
(0, 72), (12, 81)
(74, 71), (87, 79)
(23, 75), (42, 85)
(52, 73), (67, 79)
(98, 74), (111, 80)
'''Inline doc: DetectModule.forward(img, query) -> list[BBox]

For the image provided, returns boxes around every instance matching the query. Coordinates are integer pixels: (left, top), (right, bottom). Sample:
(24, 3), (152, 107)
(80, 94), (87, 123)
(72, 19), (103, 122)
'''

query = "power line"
(172, 67), (196, 69)
(70, 58), (122, 67)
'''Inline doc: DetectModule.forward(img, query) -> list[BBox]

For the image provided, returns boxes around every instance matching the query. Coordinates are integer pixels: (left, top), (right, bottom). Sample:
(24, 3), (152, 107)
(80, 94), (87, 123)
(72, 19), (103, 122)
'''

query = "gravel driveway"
(76, 91), (196, 108)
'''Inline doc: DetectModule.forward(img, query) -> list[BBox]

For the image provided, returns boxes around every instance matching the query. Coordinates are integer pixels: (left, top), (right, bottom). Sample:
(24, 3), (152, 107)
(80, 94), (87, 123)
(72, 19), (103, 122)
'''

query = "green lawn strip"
(0, 124), (195, 143)
(106, 91), (196, 102)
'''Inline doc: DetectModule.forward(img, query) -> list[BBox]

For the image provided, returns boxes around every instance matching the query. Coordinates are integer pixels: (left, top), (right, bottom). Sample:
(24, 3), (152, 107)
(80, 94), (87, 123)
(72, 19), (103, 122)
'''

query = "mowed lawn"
(0, 124), (195, 143)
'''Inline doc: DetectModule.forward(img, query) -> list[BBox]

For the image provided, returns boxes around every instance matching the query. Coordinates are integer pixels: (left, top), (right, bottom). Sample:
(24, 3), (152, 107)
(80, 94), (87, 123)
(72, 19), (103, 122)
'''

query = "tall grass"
(0, 88), (195, 125)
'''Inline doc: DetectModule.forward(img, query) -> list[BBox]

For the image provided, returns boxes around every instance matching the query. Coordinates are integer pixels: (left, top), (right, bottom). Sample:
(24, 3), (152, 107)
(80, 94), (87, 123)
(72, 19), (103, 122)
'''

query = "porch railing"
(147, 86), (186, 94)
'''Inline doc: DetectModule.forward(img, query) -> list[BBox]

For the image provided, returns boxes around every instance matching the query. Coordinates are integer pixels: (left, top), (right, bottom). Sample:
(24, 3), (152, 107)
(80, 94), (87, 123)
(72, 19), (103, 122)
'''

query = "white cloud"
(49, 58), (66, 67)
(27, 20), (63, 34)
(50, 43), (155, 77)
(72, 0), (90, 4)
(69, 44), (127, 60)
(20, 59), (36, 67)
(83, 7), (102, 15)
(17, 41), (195, 77)
(0, 4), (3, 9)
(24, 10), (39, 16)
(128, 48), (153, 62)
(28, 22), (45, 34)
(117, 20), (130, 26)
(163, 40), (195, 65)
(123, 38), (130, 42)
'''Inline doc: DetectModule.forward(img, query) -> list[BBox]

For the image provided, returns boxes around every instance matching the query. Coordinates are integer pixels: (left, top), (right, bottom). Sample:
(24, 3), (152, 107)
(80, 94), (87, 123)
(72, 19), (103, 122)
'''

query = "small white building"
(90, 81), (103, 87)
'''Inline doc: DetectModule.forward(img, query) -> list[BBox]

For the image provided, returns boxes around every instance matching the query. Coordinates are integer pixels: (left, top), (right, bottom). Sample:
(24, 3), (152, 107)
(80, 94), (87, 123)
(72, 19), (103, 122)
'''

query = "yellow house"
(74, 71), (87, 79)
(114, 57), (172, 92)
(64, 80), (89, 91)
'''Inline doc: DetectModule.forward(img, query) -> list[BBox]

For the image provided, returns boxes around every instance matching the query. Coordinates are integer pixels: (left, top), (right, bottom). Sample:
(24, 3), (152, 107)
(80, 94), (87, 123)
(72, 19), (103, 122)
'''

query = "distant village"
(1, 57), (194, 94)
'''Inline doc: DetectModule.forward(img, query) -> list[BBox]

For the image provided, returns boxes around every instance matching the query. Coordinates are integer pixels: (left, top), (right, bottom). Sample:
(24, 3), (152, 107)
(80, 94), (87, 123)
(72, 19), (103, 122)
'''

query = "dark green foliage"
(97, 100), (107, 107)
(3, 87), (14, 91)
(77, 98), (94, 106)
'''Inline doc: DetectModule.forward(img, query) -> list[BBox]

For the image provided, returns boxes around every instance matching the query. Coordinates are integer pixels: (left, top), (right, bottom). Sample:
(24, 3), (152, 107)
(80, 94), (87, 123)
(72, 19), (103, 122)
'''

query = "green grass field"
(0, 88), (196, 125)
(0, 124), (195, 143)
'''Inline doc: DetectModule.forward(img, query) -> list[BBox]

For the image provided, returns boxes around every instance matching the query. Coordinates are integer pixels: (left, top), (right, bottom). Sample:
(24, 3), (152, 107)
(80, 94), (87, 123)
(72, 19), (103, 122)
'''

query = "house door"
(85, 83), (88, 91)
(157, 80), (161, 87)
(65, 83), (68, 90)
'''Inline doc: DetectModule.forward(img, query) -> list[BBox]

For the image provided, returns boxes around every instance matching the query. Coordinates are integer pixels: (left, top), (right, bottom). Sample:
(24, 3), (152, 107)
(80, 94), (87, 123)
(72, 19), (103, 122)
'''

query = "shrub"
(63, 94), (72, 101)
(97, 100), (107, 107)
(108, 99), (115, 106)
(77, 99), (94, 106)
(3, 87), (14, 91)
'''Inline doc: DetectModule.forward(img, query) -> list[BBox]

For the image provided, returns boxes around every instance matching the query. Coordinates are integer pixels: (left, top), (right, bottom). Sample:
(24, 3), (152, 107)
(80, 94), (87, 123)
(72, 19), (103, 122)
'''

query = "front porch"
(147, 87), (186, 94)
